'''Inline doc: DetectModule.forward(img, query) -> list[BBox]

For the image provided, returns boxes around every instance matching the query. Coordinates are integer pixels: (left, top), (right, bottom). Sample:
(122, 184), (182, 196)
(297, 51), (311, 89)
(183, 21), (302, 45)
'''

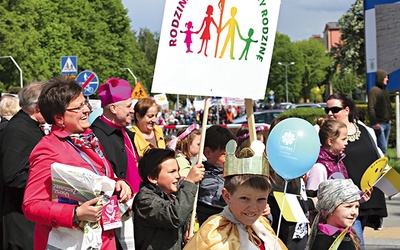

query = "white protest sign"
(152, 0), (281, 99)
(154, 93), (169, 110)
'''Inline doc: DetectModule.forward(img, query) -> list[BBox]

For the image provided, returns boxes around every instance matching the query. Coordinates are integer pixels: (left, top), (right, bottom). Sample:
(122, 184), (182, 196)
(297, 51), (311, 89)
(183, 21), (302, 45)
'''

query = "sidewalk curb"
(365, 238), (400, 248)
(364, 227), (400, 247)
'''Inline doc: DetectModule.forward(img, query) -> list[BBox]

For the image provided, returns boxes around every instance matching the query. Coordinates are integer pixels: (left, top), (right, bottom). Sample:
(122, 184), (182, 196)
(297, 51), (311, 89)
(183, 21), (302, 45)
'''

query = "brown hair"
(224, 174), (271, 195)
(319, 119), (347, 147)
(133, 98), (157, 123)
(327, 93), (359, 122)
(314, 117), (325, 127)
(350, 232), (362, 250)
(38, 78), (82, 124)
(205, 125), (236, 151)
(175, 127), (201, 160)
(138, 148), (176, 184)
(235, 126), (267, 156)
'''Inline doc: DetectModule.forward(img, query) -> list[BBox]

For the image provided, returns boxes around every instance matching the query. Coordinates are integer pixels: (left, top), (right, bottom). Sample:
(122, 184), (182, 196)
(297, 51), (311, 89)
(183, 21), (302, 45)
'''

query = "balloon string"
(274, 179), (288, 250)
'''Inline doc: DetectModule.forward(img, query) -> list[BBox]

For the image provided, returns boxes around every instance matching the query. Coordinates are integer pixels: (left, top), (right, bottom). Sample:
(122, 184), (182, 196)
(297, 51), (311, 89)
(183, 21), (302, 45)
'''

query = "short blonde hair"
(0, 95), (20, 118)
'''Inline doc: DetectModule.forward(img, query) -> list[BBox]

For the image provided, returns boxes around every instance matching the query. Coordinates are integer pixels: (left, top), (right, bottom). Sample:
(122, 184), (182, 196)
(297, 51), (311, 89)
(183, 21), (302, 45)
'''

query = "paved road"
(365, 194), (400, 250)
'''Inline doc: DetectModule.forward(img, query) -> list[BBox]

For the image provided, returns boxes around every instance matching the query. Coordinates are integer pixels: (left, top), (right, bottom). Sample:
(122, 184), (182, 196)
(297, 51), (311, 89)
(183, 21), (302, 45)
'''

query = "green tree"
(268, 33), (303, 103)
(135, 28), (160, 91)
(294, 39), (332, 102)
(138, 28), (159, 66)
(328, 0), (365, 86)
(330, 72), (359, 96)
(0, 0), (43, 88)
(0, 0), (142, 95)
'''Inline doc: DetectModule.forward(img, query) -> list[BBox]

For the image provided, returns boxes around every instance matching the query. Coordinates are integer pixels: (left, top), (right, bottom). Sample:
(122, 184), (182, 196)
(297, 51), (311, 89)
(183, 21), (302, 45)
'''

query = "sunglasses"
(324, 106), (345, 114)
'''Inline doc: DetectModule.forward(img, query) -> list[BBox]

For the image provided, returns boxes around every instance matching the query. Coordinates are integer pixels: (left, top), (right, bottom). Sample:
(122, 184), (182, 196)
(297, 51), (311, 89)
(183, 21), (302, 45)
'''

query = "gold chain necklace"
(347, 122), (361, 142)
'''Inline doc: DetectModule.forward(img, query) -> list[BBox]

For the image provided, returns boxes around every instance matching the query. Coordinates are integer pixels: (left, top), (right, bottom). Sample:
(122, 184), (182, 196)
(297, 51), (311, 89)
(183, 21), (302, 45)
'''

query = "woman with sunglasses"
(324, 93), (387, 250)
(22, 77), (132, 250)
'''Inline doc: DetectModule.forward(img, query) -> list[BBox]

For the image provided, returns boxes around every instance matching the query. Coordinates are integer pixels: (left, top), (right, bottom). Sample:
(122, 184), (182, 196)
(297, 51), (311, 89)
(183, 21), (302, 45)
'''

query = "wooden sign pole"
(245, 98), (256, 143)
(188, 97), (210, 237)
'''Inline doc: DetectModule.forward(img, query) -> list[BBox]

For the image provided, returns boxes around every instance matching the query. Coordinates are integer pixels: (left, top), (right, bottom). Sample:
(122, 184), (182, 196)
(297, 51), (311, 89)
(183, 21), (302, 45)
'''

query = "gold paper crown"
(223, 139), (269, 177)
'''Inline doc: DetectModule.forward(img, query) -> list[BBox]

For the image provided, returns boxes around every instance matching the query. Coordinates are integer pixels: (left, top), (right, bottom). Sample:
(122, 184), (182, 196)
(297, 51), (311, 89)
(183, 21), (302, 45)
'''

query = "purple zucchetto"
(98, 78), (132, 107)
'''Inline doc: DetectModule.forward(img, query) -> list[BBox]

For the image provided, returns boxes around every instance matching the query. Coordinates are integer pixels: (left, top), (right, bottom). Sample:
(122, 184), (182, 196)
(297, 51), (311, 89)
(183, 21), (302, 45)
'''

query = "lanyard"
(67, 139), (109, 176)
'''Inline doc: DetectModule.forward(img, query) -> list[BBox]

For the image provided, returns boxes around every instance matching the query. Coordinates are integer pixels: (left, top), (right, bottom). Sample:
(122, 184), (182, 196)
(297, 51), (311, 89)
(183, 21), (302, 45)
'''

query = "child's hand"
(184, 225), (192, 243)
(360, 187), (373, 203)
(262, 203), (271, 216)
(186, 163), (205, 184)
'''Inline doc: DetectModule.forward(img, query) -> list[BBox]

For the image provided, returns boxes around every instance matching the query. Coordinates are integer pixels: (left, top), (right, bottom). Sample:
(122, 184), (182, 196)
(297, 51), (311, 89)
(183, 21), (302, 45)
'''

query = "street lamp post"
(0, 55), (23, 88)
(119, 67), (137, 85)
(278, 61), (295, 102)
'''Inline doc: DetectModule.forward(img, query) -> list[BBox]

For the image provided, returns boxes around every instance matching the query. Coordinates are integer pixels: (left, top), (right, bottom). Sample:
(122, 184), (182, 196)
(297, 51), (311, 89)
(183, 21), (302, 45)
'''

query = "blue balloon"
(88, 108), (103, 124)
(266, 117), (319, 181)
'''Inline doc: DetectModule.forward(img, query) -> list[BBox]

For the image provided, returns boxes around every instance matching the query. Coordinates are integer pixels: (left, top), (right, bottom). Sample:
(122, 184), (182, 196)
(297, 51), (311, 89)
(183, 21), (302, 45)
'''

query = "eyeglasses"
(66, 102), (88, 113)
(324, 106), (345, 114)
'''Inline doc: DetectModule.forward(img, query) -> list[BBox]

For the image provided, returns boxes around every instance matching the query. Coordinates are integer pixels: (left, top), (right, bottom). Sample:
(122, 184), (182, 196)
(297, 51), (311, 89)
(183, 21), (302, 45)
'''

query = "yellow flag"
(328, 226), (350, 250)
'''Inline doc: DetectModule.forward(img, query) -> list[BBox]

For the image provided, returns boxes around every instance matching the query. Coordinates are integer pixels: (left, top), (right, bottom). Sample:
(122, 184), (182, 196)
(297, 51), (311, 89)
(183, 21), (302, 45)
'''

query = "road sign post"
(61, 56), (78, 75)
(131, 81), (148, 99)
(76, 70), (99, 96)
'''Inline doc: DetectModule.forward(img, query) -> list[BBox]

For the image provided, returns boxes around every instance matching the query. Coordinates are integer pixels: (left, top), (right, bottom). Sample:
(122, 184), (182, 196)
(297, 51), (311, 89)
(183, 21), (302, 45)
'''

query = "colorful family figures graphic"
(197, 5), (218, 57)
(218, 7), (243, 60)
(214, 0), (225, 58)
(179, 3), (258, 60)
(239, 28), (258, 60)
(181, 21), (197, 53)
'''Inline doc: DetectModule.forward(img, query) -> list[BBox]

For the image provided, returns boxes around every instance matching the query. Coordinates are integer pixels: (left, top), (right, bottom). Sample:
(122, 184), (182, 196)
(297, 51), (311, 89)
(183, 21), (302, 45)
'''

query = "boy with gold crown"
(184, 140), (287, 250)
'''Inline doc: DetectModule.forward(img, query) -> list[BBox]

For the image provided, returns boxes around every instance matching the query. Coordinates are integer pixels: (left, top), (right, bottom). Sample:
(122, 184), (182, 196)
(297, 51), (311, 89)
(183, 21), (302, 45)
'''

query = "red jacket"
(23, 126), (119, 250)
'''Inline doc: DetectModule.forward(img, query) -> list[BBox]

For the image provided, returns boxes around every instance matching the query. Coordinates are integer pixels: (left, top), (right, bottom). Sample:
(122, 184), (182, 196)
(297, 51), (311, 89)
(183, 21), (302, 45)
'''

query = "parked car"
(232, 109), (284, 124)
(273, 102), (292, 110)
(287, 103), (322, 109)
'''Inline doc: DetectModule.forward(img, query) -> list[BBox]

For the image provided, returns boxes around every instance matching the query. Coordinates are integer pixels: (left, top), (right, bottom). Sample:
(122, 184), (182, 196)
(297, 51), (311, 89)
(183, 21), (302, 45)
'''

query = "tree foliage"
(293, 39), (332, 101)
(330, 72), (359, 96)
(267, 33), (331, 103)
(0, 0), (157, 95)
(135, 28), (160, 91)
(267, 33), (303, 103)
(328, 0), (365, 82)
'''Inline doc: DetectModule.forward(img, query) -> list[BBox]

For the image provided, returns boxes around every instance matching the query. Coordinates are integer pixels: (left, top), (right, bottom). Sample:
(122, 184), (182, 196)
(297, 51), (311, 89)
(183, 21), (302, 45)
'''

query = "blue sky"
(121, 0), (354, 41)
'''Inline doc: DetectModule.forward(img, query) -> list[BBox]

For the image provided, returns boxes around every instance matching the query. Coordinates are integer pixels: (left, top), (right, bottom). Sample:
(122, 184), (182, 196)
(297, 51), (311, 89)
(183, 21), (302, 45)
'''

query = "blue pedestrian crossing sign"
(61, 56), (78, 75)
(76, 70), (99, 96)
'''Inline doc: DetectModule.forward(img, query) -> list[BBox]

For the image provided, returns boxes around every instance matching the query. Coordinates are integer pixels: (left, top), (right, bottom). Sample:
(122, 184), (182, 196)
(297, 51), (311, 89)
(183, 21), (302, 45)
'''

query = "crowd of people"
(158, 103), (245, 130)
(0, 71), (392, 250)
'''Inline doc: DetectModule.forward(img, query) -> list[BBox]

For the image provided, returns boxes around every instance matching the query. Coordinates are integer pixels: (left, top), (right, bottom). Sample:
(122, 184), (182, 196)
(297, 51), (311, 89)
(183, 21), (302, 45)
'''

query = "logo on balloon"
(267, 118), (320, 180)
(279, 130), (297, 152)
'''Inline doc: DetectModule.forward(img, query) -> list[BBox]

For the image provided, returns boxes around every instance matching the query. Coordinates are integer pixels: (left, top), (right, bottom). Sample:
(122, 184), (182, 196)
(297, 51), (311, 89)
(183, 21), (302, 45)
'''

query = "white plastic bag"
(82, 222), (102, 250)
(46, 227), (84, 250)
(51, 162), (116, 202)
